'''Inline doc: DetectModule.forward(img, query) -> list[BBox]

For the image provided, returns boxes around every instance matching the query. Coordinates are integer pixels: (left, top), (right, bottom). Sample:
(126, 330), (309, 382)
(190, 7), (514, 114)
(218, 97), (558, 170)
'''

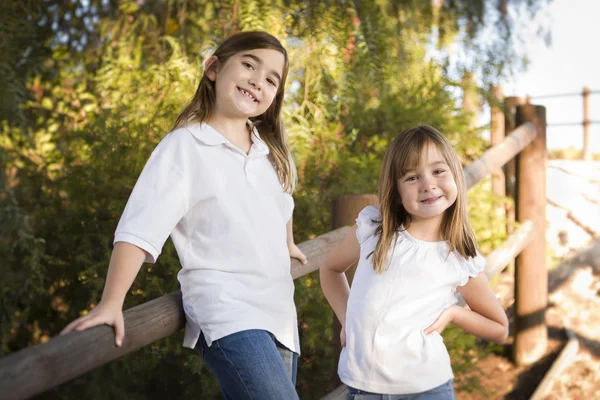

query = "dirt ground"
(455, 239), (600, 400)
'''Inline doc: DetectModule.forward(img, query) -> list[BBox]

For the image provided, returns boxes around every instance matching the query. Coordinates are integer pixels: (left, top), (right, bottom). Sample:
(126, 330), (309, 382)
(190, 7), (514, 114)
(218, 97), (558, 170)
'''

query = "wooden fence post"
(583, 86), (591, 161)
(330, 194), (378, 379)
(513, 104), (548, 366)
(503, 96), (525, 274)
(490, 85), (506, 217)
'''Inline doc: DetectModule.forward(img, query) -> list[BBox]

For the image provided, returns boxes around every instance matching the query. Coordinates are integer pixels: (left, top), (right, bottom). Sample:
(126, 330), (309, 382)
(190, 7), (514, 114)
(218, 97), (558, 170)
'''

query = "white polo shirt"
(114, 123), (299, 354)
(339, 206), (485, 394)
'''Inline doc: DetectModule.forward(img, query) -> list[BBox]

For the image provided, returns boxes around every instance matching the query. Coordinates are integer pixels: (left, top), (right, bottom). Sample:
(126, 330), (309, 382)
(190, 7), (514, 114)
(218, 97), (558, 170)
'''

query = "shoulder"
(160, 124), (200, 146)
(452, 251), (486, 286)
(151, 125), (196, 155)
(356, 206), (380, 245)
(146, 125), (205, 172)
(358, 205), (379, 221)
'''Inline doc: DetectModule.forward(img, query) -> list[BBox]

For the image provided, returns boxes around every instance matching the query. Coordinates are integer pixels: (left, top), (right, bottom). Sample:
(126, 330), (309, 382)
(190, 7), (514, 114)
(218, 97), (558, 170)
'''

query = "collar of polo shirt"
(192, 121), (270, 156)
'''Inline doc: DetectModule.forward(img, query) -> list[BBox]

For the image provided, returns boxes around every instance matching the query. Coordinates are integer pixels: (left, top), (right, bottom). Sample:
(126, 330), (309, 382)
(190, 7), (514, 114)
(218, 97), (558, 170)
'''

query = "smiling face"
(206, 48), (285, 120)
(397, 142), (458, 227)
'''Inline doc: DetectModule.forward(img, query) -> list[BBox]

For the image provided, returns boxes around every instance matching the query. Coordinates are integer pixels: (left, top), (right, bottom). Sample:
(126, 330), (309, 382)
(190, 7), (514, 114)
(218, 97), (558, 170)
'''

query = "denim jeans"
(347, 380), (455, 400)
(195, 329), (299, 400)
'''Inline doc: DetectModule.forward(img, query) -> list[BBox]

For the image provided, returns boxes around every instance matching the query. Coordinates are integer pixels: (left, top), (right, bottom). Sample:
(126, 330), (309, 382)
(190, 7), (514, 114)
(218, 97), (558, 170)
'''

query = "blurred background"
(1, 0), (598, 399)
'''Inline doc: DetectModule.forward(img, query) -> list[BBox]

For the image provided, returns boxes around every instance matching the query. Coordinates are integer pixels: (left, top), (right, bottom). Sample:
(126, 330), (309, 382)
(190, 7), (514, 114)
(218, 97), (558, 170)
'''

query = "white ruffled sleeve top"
(338, 206), (485, 394)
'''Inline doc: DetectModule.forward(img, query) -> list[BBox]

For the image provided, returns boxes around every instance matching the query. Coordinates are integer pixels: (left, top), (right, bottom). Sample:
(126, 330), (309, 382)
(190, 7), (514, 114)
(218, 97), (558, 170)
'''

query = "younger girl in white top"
(61, 31), (305, 399)
(320, 125), (509, 399)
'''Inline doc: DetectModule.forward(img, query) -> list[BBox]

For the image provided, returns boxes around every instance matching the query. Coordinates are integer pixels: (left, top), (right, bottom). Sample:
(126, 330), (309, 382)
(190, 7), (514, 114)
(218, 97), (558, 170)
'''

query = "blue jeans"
(347, 380), (455, 400)
(194, 329), (299, 400)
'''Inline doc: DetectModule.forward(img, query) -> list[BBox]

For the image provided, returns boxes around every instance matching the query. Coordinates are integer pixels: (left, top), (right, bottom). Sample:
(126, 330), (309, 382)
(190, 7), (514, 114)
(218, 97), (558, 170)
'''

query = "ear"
(204, 56), (219, 82)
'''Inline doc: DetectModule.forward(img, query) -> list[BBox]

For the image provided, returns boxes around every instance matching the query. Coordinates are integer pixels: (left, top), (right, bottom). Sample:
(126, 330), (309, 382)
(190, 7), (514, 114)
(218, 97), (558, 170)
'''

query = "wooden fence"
(0, 104), (548, 400)
(528, 86), (599, 161)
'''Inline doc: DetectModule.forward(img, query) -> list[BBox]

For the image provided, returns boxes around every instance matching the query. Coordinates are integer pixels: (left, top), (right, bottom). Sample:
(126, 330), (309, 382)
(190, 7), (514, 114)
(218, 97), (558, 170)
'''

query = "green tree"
(1, 1), (549, 398)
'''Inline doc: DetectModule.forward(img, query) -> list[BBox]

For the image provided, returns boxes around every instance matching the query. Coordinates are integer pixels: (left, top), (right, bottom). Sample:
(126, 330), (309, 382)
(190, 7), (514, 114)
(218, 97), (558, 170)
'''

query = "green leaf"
(41, 98), (53, 110)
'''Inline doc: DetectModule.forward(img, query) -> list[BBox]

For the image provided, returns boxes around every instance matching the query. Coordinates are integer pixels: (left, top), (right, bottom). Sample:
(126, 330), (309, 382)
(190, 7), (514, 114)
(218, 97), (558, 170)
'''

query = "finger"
(114, 315), (125, 347)
(75, 316), (106, 332)
(299, 252), (307, 265)
(60, 317), (88, 335)
(292, 252), (307, 265)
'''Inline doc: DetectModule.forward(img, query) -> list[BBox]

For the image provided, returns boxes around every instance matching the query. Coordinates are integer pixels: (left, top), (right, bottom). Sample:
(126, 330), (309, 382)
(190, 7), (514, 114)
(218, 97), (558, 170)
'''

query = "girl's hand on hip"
(60, 301), (126, 347)
(424, 305), (459, 335)
(288, 243), (307, 265)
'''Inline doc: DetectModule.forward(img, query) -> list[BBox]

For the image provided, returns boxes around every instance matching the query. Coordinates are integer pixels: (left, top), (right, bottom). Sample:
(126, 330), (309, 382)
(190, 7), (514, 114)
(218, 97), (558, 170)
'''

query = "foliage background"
(0, 0), (549, 398)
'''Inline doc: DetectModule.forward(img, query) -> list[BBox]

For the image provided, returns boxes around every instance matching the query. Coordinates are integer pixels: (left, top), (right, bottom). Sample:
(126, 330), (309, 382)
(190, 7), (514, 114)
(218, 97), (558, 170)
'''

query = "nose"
(248, 75), (262, 91)
(420, 175), (436, 192)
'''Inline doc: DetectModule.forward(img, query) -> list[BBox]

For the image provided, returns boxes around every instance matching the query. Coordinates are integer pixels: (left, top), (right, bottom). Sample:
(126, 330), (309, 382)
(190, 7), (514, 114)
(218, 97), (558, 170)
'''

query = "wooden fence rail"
(464, 122), (536, 189)
(0, 229), (349, 400)
(0, 113), (545, 400)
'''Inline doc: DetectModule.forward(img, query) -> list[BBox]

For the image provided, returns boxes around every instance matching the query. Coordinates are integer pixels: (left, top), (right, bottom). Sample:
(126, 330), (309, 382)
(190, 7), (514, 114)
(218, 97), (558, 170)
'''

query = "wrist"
(99, 296), (125, 310)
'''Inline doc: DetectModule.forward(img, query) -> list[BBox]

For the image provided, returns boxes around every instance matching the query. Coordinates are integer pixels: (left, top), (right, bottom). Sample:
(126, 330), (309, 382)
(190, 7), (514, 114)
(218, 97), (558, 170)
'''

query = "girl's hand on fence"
(424, 306), (458, 335)
(60, 301), (125, 347)
(288, 243), (307, 265)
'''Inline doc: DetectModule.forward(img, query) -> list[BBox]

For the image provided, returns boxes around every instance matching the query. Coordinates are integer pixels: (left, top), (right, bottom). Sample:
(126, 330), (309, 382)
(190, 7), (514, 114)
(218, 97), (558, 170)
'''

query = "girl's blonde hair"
(172, 31), (296, 193)
(371, 125), (479, 273)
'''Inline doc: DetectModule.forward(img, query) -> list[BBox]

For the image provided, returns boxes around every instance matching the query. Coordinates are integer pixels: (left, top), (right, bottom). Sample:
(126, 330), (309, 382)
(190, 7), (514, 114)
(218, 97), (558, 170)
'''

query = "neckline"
(399, 228), (447, 248)
(194, 122), (269, 157)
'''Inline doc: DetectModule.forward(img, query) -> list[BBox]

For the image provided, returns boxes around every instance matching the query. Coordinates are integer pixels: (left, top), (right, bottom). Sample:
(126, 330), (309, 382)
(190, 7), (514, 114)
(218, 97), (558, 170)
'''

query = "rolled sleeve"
(114, 135), (192, 263)
(113, 232), (160, 263)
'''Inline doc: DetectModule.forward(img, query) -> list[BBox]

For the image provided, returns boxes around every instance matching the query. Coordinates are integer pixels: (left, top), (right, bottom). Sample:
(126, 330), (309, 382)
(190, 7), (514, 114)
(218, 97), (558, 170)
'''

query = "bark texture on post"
(513, 104), (548, 366)
(503, 96), (525, 276)
(583, 86), (591, 161)
(504, 96), (525, 236)
(330, 194), (378, 381)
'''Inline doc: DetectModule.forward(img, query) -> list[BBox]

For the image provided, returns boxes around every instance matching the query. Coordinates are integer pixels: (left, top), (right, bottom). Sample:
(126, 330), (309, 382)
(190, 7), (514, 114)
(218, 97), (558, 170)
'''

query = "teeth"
(240, 88), (256, 101)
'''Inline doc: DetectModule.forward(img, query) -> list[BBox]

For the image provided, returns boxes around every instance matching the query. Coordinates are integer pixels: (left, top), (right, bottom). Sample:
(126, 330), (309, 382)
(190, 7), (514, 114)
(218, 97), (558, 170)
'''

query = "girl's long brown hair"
(371, 125), (479, 273)
(172, 31), (296, 192)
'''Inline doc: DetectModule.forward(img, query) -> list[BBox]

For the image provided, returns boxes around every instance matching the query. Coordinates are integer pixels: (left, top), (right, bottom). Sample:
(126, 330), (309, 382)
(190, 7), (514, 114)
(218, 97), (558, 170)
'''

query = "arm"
(454, 273), (509, 342)
(60, 242), (147, 346)
(287, 216), (307, 264)
(319, 225), (361, 328)
(62, 134), (193, 346)
(425, 273), (509, 343)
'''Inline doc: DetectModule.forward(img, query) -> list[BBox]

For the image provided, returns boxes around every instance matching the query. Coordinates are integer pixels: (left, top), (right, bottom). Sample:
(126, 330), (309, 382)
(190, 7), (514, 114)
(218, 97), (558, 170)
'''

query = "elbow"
(497, 326), (509, 342)
(495, 317), (510, 342)
(487, 326), (508, 344)
(485, 313), (509, 343)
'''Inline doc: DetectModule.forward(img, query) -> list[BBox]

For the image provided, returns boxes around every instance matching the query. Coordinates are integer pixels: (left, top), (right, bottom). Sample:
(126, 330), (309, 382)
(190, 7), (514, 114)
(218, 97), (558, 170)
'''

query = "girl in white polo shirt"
(61, 31), (306, 400)
(320, 125), (509, 399)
